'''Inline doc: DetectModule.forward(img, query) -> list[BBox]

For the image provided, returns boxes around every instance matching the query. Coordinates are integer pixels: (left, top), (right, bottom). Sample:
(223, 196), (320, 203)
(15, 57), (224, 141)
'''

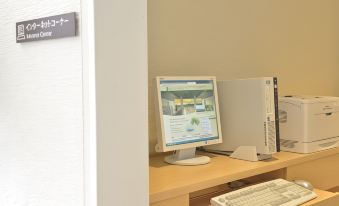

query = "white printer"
(279, 95), (339, 153)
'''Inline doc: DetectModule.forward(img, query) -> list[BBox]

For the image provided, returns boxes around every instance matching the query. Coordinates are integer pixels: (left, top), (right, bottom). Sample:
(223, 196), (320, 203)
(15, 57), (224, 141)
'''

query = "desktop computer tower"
(205, 77), (280, 160)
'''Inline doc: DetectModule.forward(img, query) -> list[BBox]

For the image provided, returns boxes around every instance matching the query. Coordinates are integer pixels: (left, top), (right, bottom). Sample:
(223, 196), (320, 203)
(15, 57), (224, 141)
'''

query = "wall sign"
(16, 12), (76, 43)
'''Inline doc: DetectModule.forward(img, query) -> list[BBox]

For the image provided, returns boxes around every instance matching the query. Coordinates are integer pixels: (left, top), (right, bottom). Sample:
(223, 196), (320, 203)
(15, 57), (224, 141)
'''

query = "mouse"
(293, 180), (314, 191)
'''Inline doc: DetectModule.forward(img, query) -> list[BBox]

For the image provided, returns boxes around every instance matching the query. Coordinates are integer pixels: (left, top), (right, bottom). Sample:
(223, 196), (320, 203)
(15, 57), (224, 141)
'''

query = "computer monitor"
(154, 76), (222, 165)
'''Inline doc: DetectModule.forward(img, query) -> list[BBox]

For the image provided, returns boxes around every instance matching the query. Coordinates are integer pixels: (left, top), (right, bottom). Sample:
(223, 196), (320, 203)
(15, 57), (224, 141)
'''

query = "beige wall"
(148, 0), (339, 155)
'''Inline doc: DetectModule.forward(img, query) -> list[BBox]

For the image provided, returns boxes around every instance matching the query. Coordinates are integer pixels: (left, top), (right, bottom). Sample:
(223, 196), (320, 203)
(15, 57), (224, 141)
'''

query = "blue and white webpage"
(160, 80), (220, 146)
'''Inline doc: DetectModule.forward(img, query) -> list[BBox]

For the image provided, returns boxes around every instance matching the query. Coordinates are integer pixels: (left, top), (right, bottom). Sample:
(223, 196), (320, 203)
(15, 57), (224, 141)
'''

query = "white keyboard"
(211, 179), (317, 206)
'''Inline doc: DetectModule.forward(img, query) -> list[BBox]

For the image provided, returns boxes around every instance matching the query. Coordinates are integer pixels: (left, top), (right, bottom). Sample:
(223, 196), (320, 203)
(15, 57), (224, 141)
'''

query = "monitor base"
(164, 148), (210, 166)
(230, 146), (272, 162)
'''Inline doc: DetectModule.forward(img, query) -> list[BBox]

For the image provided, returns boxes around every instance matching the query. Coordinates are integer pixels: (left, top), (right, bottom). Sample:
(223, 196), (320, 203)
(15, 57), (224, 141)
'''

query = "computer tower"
(205, 77), (280, 160)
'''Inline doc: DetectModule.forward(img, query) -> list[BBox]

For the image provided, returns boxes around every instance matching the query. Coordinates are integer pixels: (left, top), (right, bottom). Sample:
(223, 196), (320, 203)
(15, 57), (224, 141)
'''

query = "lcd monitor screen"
(159, 79), (220, 146)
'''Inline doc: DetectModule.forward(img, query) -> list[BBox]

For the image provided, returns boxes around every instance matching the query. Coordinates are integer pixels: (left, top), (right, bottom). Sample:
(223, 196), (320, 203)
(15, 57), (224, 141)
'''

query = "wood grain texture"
(151, 194), (189, 206)
(0, 0), (83, 205)
(286, 154), (339, 190)
(150, 148), (339, 203)
(303, 189), (339, 206)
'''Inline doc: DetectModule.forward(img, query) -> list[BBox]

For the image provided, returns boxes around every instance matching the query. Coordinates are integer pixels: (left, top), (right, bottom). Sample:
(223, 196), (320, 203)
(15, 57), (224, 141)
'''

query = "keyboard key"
(299, 191), (312, 196)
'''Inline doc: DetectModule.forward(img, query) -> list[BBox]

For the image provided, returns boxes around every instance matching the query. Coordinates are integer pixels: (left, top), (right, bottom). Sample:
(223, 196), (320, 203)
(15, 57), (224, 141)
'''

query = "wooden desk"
(150, 148), (339, 206)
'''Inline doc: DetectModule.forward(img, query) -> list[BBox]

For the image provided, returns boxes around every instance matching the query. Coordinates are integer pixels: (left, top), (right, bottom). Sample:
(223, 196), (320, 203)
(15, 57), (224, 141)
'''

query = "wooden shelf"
(328, 186), (339, 193)
(150, 148), (339, 205)
(303, 189), (339, 206)
(150, 147), (339, 204)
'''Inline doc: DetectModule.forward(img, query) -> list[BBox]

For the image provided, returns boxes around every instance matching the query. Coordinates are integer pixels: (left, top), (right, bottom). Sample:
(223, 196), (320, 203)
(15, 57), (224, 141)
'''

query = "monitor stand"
(230, 146), (273, 162)
(164, 148), (210, 166)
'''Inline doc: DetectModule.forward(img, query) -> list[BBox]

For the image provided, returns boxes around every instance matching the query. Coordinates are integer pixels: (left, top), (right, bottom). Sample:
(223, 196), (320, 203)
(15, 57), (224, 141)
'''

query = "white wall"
(94, 0), (149, 205)
(81, 0), (97, 205)
(0, 1), (84, 205)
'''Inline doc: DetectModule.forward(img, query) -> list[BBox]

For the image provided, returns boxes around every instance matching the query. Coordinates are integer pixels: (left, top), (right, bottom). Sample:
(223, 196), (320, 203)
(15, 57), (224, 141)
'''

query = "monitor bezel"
(154, 76), (223, 152)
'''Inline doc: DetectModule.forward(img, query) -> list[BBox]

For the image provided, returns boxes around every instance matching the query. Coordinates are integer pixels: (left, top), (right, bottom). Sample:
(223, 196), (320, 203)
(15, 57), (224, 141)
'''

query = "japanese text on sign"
(16, 12), (76, 43)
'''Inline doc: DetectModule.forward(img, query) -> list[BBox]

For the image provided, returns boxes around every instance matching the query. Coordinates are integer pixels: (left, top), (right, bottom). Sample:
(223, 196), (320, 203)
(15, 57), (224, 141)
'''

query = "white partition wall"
(0, 0), (148, 205)
(94, 0), (149, 205)
(0, 0), (84, 205)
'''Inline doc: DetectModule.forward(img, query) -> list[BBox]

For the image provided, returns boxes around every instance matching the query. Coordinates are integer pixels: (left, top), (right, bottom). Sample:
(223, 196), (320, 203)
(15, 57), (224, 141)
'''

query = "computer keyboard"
(211, 179), (317, 206)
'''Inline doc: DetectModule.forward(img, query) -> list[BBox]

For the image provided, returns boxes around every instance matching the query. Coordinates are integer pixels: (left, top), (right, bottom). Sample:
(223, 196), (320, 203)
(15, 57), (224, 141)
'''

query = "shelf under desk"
(150, 147), (339, 206)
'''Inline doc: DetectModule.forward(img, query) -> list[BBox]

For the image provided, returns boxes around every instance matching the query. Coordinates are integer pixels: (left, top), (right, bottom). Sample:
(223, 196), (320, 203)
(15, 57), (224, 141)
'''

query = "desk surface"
(149, 147), (339, 203)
